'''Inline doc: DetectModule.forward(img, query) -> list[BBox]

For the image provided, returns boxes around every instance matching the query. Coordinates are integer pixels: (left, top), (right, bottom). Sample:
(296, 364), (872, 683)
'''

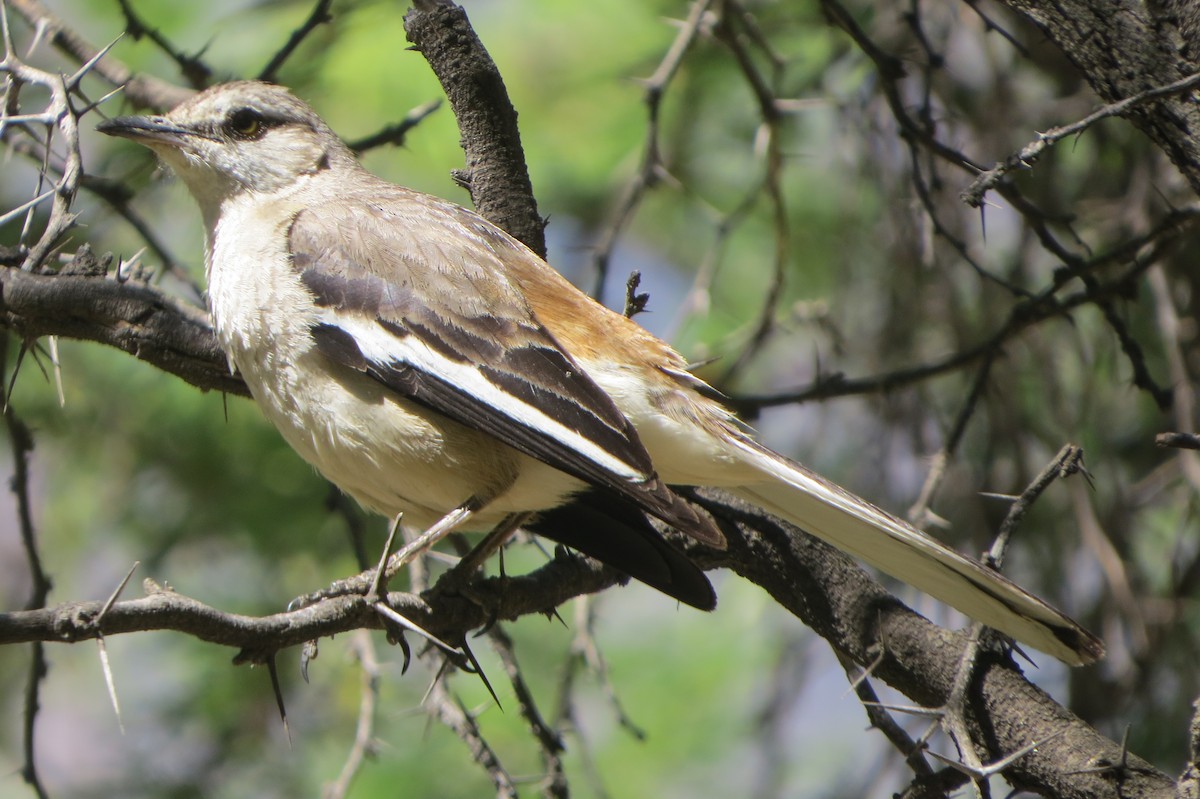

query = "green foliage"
(3, 0), (1199, 796)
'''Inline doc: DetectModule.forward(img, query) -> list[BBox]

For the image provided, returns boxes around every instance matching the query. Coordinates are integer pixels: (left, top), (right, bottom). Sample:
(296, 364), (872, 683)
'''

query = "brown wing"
(288, 188), (723, 547)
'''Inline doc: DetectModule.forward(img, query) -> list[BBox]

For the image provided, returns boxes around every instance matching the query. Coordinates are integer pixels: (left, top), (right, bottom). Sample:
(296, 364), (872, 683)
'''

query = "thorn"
(458, 639), (501, 711)
(421, 658), (451, 706)
(98, 561), (140, 618)
(1065, 724), (1131, 775)
(96, 636), (125, 734)
(47, 336), (64, 407)
(90, 561), (140, 734)
(373, 602), (457, 656)
(79, 85), (127, 117)
(4, 340), (28, 414)
(471, 606), (502, 638)
(859, 700), (944, 719)
(116, 247), (148, 284)
(67, 32), (125, 88)
(266, 655), (292, 749)
(24, 17), (49, 59)
(929, 729), (1064, 778)
(0, 187), (55, 230)
(842, 647), (886, 695)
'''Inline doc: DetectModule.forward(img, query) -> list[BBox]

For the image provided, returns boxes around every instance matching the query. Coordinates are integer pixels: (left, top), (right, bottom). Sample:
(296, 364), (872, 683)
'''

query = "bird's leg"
(429, 512), (532, 638)
(451, 512), (532, 579)
(384, 495), (490, 578)
(366, 502), (504, 707)
(290, 493), (499, 608)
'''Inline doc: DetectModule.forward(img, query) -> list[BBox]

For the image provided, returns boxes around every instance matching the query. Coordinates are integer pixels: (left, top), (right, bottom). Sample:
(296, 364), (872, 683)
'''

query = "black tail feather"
(526, 489), (716, 611)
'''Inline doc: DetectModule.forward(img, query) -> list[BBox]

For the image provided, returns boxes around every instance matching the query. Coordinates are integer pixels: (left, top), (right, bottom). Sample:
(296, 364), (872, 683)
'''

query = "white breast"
(203, 189), (582, 531)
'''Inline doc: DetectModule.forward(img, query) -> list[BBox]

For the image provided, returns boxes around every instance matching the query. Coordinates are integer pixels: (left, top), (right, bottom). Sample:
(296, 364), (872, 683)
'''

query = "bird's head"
(98, 81), (356, 221)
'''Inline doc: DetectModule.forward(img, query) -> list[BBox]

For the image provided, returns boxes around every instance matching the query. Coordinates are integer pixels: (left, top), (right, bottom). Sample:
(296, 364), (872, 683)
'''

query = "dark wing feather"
(527, 489), (716, 610)
(290, 193), (722, 546)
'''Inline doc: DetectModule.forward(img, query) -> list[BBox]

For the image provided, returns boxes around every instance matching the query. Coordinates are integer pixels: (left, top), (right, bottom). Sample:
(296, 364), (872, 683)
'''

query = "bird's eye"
(226, 108), (265, 139)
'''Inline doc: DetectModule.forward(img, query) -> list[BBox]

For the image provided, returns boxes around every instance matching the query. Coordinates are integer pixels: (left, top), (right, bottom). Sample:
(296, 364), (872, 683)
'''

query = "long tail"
(726, 439), (1104, 666)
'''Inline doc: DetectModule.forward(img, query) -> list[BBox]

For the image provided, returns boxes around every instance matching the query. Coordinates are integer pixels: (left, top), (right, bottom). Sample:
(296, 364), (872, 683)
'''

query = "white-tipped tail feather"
(728, 439), (1104, 666)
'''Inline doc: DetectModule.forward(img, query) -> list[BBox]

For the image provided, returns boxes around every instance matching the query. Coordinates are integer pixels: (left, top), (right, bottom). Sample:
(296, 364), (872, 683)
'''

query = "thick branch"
(0, 551), (635, 658)
(403, 0), (546, 258)
(997, 0), (1200, 195)
(687, 490), (1174, 799)
(0, 266), (247, 397)
(0, 492), (1172, 798)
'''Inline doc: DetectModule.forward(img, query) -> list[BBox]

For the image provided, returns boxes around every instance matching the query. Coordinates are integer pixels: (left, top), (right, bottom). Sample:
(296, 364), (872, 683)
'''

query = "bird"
(97, 80), (1103, 666)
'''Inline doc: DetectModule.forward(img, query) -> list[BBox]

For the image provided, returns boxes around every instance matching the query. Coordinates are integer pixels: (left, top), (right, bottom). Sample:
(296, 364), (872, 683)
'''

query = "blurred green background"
(2, 0), (1197, 796)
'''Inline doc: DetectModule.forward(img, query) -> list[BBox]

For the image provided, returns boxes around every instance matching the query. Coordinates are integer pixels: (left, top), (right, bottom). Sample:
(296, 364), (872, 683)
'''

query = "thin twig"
(1147, 265), (1200, 487)
(963, 71), (1200, 207)
(837, 651), (938, 781)
(987, 444), (1086, 569)
(907, 351), (997, 528)
(1, 330), (50, 799)
(347, 99), (441, 154)
(114, 0), (211, 88)
(586, 0), (713, 298)
(486, 624), (567, 797)
(426, 675), (517, 798)
(324, 630), (381, 799)
(713, 3), (790, 383)
(1157, 432), (1200, 451)
(730, 211), (1198, 411)
(258, 0), (334, 84)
